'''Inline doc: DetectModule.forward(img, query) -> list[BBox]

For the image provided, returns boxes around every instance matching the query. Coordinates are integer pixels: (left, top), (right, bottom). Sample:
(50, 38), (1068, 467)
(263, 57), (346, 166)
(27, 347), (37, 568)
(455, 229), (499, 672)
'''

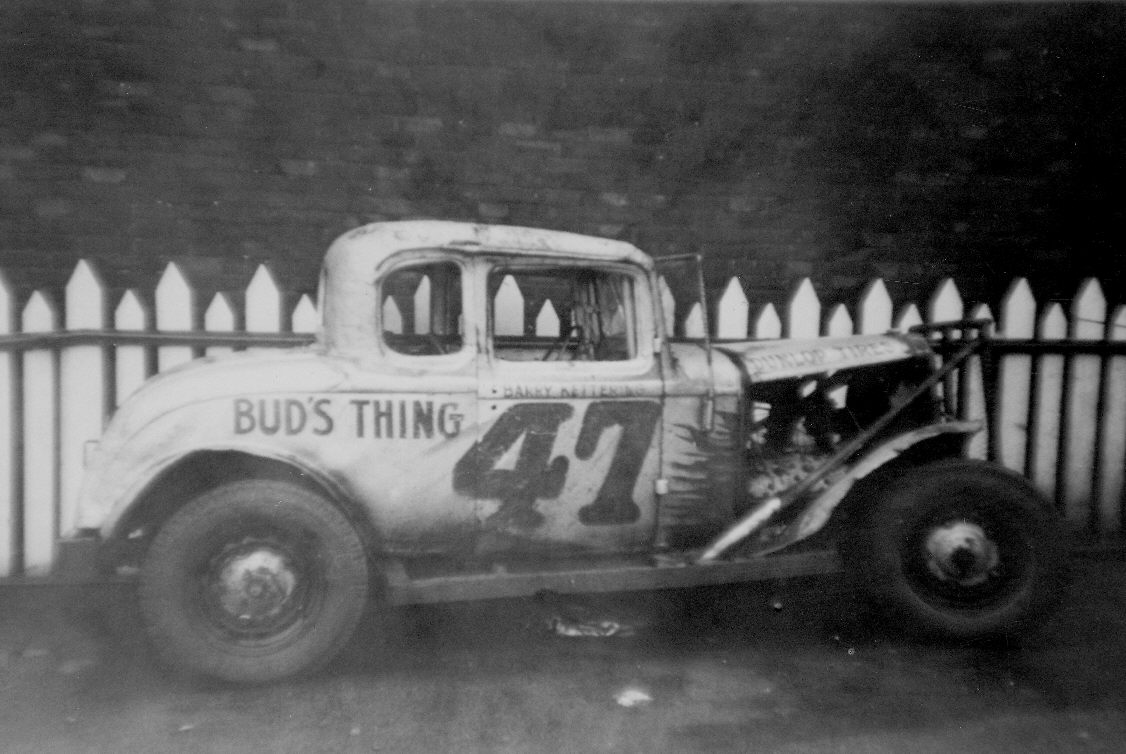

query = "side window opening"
(381, 261), (463, 356)
(489, 267), (637, 362)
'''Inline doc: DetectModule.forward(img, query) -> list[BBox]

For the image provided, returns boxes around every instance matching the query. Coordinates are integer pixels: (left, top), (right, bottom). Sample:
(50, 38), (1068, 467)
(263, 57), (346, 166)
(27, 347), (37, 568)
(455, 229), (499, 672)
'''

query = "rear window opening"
(381, 261), (464, 356)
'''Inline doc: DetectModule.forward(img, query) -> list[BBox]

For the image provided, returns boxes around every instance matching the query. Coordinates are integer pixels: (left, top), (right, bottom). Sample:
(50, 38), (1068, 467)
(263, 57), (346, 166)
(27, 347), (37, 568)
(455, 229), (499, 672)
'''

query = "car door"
(457, 257), (664, 555)
(344, 254), (480, 554)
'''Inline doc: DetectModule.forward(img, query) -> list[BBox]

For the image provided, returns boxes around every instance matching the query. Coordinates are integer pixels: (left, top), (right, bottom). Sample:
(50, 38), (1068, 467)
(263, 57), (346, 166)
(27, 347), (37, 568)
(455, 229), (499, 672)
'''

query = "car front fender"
(759, 420), (983, 555)
(699, 420), (982, 561)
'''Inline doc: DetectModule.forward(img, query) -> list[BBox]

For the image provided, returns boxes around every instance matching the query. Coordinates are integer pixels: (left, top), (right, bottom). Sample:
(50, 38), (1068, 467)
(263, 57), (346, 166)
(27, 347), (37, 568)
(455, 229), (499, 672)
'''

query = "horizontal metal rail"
(0, 329), (316, 351)
(3, 328), (1125, 356)
(984, 340), (1126, 356)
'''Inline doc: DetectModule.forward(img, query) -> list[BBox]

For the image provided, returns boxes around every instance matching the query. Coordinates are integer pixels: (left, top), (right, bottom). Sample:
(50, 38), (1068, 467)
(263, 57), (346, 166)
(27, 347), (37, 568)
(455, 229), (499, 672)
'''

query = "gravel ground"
(1, 553), (1125, 753)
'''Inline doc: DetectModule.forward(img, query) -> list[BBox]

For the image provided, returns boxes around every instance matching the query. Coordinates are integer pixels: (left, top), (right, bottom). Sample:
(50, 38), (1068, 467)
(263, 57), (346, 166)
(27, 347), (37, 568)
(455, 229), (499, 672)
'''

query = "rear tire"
(841, 459), (1068, 639)
(139, 480), (369, 683)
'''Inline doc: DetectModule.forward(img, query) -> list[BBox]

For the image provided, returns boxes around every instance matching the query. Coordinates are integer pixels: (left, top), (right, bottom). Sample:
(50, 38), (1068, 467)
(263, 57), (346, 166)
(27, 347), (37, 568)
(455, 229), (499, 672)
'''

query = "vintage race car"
(65, 221), (1068, 683)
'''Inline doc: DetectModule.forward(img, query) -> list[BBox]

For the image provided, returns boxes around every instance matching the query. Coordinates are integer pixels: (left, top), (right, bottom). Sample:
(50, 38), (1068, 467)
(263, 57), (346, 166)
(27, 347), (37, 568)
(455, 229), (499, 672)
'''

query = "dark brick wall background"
(1, 1), (1124, 318)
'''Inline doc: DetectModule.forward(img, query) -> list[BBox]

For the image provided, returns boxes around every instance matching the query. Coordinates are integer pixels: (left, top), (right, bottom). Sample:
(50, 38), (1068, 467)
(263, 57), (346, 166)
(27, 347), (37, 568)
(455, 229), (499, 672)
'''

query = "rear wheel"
(139, 480), (369, 683)
(841, 459), (1068, 639)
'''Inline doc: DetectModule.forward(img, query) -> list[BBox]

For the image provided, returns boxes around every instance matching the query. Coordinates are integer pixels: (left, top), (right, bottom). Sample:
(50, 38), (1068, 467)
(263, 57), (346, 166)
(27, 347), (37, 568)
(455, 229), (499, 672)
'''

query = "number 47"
(453, 400), (662, 529)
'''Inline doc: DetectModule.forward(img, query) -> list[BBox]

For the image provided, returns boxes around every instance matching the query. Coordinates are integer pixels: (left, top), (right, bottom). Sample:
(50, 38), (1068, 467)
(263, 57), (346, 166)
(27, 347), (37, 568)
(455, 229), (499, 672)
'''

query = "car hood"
(715, 332), (932, 382)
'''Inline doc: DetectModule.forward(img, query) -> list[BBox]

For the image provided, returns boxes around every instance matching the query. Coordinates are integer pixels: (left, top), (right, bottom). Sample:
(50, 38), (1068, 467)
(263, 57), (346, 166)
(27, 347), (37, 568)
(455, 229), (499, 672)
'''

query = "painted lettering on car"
(233, 397), (463, 439)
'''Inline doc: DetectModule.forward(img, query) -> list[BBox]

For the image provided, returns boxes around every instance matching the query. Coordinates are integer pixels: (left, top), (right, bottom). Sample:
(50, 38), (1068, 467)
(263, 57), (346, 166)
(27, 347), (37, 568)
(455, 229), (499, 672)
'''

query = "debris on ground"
(547, 615), (635, 638)
(614, 687), (653, 708)
(537, 592), (642, 638)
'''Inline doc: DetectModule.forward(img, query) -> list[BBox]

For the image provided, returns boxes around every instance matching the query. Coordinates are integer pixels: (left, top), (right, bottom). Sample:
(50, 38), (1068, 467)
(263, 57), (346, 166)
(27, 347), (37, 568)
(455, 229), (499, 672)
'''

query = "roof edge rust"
(326, 220), (651, 277)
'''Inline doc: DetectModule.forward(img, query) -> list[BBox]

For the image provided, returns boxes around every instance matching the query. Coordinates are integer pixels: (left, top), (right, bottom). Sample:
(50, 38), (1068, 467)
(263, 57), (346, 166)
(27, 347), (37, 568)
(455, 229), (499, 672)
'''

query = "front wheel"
(841, 459), (1068, 639)
(139, 480), (370, 683)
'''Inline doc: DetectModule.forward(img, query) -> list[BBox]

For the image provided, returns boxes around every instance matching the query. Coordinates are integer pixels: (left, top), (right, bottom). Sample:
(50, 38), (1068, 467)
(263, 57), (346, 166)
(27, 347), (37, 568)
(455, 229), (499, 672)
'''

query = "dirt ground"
(2, 553), (1125, 753)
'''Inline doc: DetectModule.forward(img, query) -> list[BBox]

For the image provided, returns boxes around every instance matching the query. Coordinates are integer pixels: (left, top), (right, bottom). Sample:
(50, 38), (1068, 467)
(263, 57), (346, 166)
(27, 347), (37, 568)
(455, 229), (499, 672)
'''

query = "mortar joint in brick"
(81, 167), (127, 184)
(238, 38), (280, 53)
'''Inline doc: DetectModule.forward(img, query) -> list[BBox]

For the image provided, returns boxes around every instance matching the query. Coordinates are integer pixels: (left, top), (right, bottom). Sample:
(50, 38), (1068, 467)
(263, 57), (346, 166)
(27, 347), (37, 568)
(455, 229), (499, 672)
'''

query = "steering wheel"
(425, 333), (449, 355)
(542, 325), (582, 361)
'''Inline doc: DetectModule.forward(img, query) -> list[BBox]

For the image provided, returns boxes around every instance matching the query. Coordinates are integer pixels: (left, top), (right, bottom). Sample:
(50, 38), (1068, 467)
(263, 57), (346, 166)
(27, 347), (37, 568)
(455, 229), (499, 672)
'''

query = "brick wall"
(1, 1), (1124, 313)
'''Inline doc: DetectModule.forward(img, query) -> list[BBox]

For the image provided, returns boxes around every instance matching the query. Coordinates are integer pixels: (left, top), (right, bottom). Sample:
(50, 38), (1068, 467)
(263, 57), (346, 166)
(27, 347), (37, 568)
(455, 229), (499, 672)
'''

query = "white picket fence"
(0, 259), (1122, 577)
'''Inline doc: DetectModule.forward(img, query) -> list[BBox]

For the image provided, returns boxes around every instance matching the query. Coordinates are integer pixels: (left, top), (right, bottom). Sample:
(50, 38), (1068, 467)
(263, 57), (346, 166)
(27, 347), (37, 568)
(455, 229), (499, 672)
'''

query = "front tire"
(139, 480), (369, 683)
(842, 459), (1068, 639)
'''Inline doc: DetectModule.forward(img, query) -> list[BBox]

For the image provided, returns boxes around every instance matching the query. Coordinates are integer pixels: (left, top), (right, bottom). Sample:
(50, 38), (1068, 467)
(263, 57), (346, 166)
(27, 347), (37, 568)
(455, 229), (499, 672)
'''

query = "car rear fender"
(100, 447), (379, 569)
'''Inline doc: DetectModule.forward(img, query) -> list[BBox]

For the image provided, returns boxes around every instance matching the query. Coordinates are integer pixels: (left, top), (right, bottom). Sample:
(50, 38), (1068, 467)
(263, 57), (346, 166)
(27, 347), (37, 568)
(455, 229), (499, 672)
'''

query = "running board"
(382, 549), (841, 606)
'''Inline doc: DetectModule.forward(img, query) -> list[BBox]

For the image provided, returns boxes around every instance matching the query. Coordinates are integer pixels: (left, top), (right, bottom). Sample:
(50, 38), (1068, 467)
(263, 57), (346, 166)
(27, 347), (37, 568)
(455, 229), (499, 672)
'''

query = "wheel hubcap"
(208, 542), (301, 633)
(923, 520), (999, 587)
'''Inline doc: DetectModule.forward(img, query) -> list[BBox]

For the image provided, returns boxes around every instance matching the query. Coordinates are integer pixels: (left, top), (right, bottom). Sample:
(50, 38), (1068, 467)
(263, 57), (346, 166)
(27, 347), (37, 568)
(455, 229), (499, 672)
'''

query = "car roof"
(324, 220), (653, 278)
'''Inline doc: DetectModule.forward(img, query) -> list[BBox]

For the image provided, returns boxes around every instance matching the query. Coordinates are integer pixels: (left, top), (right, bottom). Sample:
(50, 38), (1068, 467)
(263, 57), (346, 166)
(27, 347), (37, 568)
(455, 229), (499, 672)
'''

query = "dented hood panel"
(715, 332), (931, 382)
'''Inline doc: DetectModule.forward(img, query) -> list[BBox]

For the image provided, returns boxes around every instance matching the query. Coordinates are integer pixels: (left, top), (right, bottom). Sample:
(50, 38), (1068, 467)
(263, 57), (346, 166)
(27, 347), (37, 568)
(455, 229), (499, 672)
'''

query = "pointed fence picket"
(60, 262), (107, 542)
(382, 296), (403, 334)
(381, 275), (437, 337)
(1061, 280), (1105, 525)
(787, 279), (820, 339)
(246, 265), (281, 353)
(684, 303), (706, 338)
(535, 300), (559, 337)
(413, 276), (431, 336)
(246, 266), (281, 334)
(753, 303), (782, 339)
(156, 263), (194, 371)
(894, 303), (923, 332)
(928, 278), (965, 426)
(857, 279), (893, 335)
(929, 278), (964, 325)
(292, 294), (319, 334)
(716, 278), (748, 339)
(964, 303), (992, 460)
(114, 291), (148, 407)
(493, 275), (523, 336)
(1098, 306), (1126, 533)
(204, 293), (237, 358)
(0, 271), (14, 577)
(22, 291), (59, 576)
(825, 304), (851, 337)
(824, 304), (853, 408)
(997, 279), (1036, 474)
(0, 256), (1125, 577)
(1030, 304), (1067, 502)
